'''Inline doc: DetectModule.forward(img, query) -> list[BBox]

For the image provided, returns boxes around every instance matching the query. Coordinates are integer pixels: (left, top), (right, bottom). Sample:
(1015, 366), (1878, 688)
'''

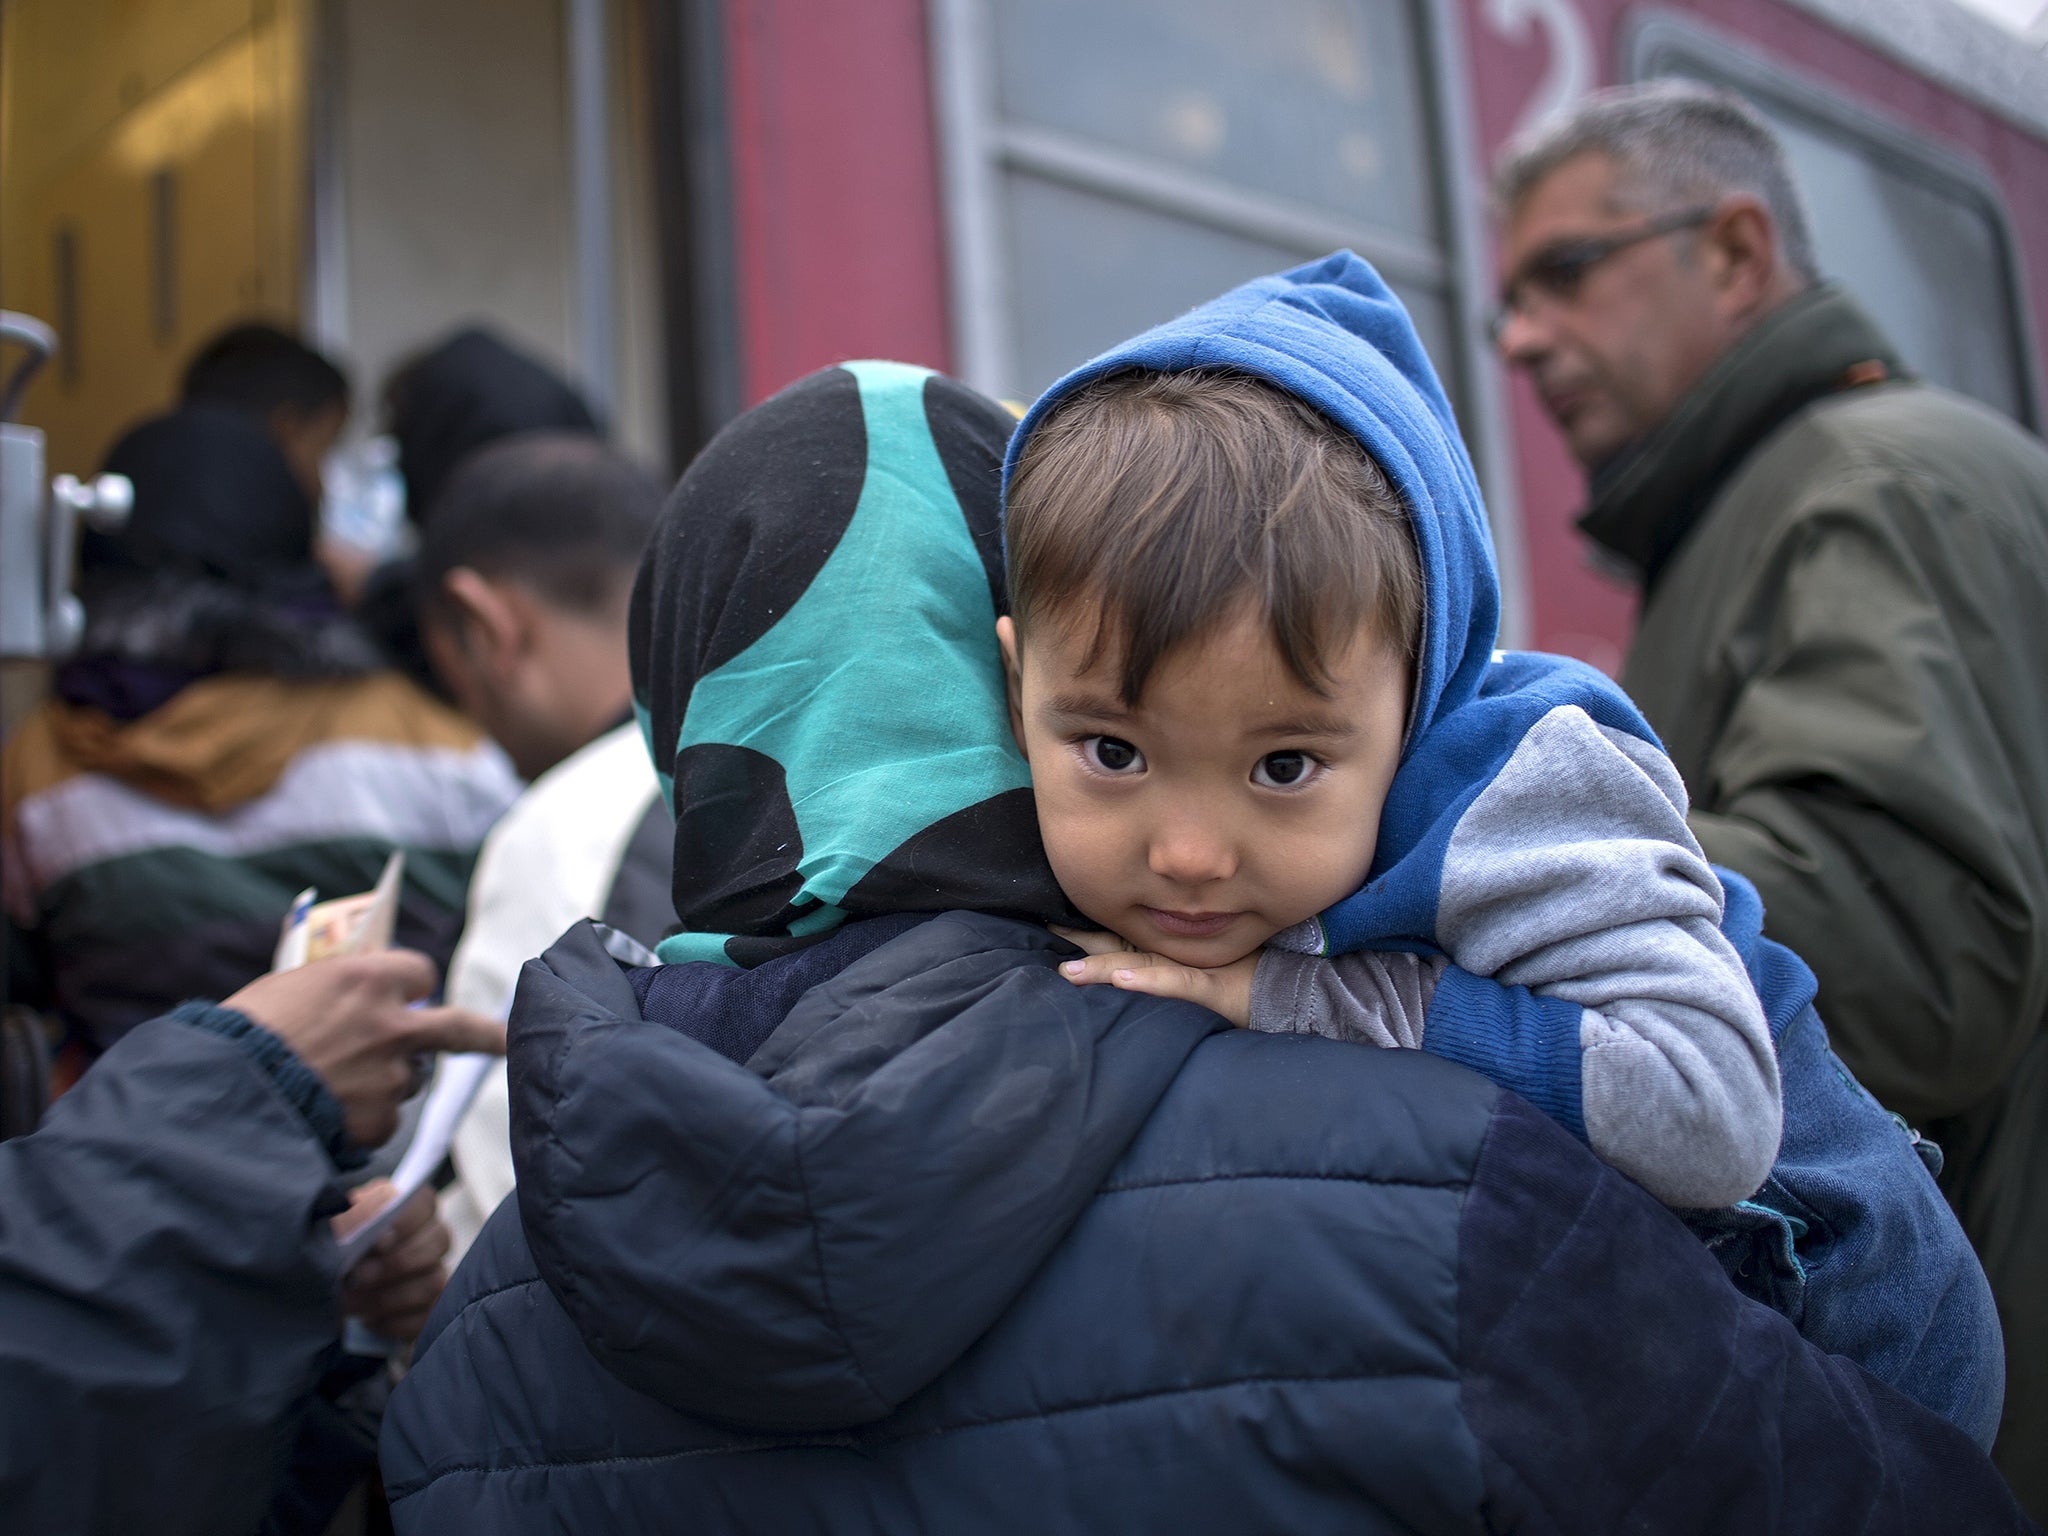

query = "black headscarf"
(631, 361), (1072, 967)
(384, 327), (601, 524)
(89, 405), (315, 587)
(61, 406), (374, 718)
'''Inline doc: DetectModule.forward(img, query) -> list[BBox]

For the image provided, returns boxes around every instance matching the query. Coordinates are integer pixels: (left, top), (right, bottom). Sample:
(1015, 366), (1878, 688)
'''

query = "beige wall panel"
(333, 0), (575, 424)
(326, 0), (665, 470)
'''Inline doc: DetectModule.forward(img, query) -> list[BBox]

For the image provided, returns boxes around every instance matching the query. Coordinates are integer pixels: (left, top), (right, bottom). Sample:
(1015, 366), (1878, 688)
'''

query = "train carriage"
(2, 0), (2044, 670)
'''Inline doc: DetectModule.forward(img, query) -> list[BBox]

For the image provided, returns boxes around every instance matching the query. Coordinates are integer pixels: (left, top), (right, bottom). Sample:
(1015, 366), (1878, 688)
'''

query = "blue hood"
(1005, 250), (1500, 745)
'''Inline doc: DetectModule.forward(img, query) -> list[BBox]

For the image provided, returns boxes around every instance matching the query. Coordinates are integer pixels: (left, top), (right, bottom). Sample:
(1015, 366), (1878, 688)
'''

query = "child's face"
(998, 605), (1408, 968)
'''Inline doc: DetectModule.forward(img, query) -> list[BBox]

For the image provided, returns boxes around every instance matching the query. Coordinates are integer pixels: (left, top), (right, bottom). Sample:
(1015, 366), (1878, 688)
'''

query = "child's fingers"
(1112, 957), (1260, 1028)
(1060, 949), (1256, 1025)
(1103, 963), (1214, 1008)
(1057, 951), (1149, 985)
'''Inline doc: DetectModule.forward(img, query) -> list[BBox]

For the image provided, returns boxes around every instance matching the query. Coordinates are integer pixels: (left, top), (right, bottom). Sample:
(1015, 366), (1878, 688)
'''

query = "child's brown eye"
(1085, 735), (1143, 773)
(1254, 751), (1311, 788)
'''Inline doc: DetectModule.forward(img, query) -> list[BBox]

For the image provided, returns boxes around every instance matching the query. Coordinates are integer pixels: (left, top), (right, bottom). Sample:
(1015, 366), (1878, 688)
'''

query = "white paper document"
(335, 1051), (495, 1265)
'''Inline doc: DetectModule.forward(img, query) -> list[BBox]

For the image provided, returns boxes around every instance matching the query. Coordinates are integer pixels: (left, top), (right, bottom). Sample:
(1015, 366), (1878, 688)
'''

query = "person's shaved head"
(416, 433), (662, 780)
(416, 434), (660, 628)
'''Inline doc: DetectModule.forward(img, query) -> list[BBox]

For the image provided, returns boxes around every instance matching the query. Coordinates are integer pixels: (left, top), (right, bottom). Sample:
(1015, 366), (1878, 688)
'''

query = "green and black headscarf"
(631, 361), (1072, 966)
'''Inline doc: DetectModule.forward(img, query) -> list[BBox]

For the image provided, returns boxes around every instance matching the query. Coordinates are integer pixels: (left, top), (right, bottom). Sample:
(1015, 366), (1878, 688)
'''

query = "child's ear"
(995, 616), (1027, 752)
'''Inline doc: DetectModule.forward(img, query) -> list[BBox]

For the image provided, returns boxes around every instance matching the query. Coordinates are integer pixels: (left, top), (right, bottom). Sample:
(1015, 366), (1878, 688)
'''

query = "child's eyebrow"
(1246, 714), (1360, 742)
(1044, 692), (1131, 722)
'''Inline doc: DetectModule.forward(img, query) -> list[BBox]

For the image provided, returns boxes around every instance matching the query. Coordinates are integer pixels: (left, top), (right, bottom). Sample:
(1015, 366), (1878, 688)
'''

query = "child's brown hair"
(1006, 368), (1422, 704)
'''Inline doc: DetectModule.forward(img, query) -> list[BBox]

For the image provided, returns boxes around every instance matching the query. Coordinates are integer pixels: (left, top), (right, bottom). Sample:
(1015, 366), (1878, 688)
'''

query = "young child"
(998, 252), (2004, 1446)
(1001, 328), (1777, 1217)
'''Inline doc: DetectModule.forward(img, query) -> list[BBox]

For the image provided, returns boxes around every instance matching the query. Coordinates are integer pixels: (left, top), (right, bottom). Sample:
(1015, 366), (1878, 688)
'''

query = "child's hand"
(1050, 926), (1258, 1028)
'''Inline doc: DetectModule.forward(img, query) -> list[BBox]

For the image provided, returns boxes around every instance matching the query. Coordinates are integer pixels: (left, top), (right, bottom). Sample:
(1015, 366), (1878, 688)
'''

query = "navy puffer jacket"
(381, 914), (2031, 1533)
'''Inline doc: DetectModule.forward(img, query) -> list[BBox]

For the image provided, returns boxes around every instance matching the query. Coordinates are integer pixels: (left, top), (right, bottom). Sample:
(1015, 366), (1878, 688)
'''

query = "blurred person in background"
(0, 403), (518, 1529)
(179, 320), (395, 607)
(181, 320), (352, 503)
(357, 327), (604, 692)
(416, 434), (656, 785)
(0, 405), (518, 1056)
(1493, 78), (2048, 1505)
(0, 947), (504, 1535)
(410, 433), (669, 1253)
(385, 327), (602, 528)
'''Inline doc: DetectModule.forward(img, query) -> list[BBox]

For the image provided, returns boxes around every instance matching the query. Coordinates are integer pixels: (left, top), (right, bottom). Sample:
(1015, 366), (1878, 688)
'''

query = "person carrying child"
(382, 352), (2029, 1534)
(1004, 252), (2003, 1445)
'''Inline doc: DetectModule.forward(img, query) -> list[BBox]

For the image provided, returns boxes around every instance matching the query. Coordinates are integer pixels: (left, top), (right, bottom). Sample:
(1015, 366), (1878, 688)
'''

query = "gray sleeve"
(1248, 949), (1444, 1050)
(1437, 705), (1782, 1210)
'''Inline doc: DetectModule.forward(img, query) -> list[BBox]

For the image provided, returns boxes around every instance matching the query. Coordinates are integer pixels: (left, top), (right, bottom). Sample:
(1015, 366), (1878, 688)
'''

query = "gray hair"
(1494, 79), (1820, 285)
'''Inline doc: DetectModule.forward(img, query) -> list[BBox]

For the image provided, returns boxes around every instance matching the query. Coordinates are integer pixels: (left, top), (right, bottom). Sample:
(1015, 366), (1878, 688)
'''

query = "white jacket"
(440, 724), (665, 1253)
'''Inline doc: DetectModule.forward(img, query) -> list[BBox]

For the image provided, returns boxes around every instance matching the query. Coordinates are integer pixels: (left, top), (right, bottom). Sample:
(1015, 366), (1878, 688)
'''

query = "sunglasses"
(1489, 204), (1718, 345)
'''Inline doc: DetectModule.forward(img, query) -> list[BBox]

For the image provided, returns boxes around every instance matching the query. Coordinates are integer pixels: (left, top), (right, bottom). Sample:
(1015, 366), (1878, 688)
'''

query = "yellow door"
(0, 0), (308, 477)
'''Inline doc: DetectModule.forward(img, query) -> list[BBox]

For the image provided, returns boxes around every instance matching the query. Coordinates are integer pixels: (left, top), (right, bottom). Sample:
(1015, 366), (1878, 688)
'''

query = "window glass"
(1655, 62), (2030, 422)
(1000, 172), (1455, 404)
(990, 0), (1440, 246)
(975, 0), (1461, 411)
(1766, 111), (2025, 419)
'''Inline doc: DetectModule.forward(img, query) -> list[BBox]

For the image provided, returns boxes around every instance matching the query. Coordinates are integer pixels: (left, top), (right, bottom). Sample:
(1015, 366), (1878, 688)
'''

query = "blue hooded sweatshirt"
(1006, 251), (2004, 1446)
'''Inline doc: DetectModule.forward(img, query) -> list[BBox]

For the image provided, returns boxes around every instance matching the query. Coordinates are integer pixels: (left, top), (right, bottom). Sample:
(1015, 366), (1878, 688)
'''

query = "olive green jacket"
(1581, 283), (2048, 1503)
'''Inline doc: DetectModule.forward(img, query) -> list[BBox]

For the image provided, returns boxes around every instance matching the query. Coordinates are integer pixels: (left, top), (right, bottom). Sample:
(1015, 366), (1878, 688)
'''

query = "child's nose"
(1147, 819), (1238, 887)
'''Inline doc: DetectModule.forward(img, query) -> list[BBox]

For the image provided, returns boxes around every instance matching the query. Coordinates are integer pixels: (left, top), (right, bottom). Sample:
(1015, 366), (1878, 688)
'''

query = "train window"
(930, 0), (1530, 642)
(930, 0), (1471, 409)
(999, 175), (1459, 412)
(990, 0), (1442, 249)
(1628, 16), (2038, 427)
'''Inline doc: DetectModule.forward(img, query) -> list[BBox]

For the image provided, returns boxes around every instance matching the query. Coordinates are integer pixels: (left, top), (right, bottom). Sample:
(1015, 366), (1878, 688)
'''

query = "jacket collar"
(1576, 284), (1905, 593)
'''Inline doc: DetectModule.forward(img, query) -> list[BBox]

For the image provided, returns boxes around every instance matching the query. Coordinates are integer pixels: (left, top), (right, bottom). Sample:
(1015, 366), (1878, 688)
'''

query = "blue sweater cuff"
(1424, 966), (1587, 1140)
(169, 1001), (366, 1171)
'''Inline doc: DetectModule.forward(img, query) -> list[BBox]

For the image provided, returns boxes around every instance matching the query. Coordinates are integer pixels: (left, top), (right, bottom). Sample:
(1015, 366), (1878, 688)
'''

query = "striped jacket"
(3, 670), (519, 1048)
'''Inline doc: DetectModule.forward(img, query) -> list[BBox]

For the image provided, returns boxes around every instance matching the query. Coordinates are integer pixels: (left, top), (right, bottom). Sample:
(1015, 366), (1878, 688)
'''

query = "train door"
(0, 0), (310, 480)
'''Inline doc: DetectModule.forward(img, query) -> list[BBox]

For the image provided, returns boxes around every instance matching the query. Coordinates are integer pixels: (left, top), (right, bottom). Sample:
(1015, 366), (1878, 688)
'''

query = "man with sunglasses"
(1492, 78), (2048, 1512)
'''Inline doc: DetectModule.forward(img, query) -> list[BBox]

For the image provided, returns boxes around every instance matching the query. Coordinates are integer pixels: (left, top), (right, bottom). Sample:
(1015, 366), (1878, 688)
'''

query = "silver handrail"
(0, 312), (57, 424)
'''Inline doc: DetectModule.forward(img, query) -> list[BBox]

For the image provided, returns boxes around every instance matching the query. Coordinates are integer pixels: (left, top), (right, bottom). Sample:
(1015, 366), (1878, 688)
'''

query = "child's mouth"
(1142, 907), (1242, 939)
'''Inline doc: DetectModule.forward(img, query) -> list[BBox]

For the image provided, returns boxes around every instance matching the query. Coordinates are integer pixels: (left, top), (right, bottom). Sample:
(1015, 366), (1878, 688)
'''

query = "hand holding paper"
(223, 951), (501, 1149)
(332, 1052), (496, 1264)
(228, 851), (503, 1239)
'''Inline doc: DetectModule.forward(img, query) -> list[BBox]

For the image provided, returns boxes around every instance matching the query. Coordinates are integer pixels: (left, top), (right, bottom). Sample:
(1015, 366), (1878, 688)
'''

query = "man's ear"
(419, 611), (470, 705)
(995, 615), (1027, 752)
(1702, 196), (1783, 320)
(440, 567), (527, 678)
